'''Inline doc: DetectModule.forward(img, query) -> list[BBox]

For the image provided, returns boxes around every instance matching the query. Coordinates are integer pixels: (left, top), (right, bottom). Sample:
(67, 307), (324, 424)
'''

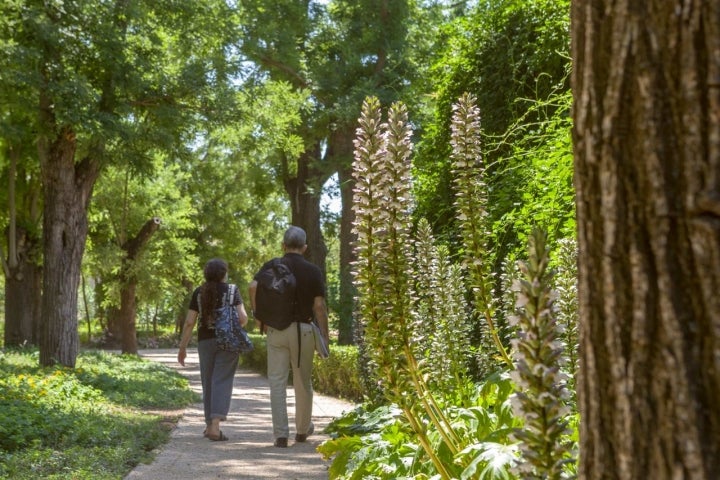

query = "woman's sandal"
(207, 430), (229, 441)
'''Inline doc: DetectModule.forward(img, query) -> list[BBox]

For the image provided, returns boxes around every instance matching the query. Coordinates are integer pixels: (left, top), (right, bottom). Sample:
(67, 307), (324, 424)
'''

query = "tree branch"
(122, 217), (162, 259)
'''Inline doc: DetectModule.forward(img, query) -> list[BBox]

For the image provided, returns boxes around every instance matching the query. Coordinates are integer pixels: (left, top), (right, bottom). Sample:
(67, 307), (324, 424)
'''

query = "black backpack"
(254, 258), (297, 330)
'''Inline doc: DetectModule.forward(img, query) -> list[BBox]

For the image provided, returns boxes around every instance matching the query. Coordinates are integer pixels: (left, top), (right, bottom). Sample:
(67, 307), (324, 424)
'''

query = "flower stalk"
(451, 92), (513, 369)
(510, 228), (575, 479)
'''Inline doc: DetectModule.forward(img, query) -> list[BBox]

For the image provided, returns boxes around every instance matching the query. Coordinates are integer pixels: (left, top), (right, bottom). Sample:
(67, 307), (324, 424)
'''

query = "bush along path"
(125, 349), (355, 480)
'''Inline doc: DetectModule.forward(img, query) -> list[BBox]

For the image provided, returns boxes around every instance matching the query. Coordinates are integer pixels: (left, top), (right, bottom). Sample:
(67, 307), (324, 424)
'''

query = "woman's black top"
(188, 282), (242, 341)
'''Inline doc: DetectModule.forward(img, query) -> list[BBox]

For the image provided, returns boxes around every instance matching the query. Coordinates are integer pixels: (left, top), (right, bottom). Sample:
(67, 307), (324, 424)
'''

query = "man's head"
(283, 225), (307, 252)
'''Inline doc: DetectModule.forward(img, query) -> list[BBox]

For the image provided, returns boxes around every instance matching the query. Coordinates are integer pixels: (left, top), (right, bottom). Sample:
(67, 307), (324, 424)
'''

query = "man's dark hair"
(283, 226), (306, 249)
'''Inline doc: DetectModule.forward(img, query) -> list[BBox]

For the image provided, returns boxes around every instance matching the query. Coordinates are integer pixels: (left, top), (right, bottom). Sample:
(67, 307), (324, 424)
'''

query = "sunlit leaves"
(0, 349), (196, 478)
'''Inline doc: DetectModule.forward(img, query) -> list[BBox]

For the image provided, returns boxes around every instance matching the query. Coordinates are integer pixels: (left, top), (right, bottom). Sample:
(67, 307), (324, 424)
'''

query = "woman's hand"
(237, 304), (249, 328)
(178, 346), (187, 366)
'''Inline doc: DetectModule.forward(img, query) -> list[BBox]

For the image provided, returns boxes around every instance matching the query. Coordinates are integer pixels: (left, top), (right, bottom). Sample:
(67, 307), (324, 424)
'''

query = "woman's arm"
(177, 309), (198, 366)
(236, 303), (249, 328)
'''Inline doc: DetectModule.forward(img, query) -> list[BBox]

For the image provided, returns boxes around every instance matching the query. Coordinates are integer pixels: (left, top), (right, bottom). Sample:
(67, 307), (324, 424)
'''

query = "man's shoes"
(274, 437), (288, 448)
(295, 422), (314, 443)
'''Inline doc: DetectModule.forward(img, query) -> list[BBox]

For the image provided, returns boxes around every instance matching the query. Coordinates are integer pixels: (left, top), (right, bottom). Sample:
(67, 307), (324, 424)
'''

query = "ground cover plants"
(0, 349), (198, 479)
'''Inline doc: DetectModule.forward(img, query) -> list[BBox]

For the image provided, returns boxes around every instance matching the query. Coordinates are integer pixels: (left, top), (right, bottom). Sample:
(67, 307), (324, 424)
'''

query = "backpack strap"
(297, 320), (301, 369)
(281, 258), (303, 369)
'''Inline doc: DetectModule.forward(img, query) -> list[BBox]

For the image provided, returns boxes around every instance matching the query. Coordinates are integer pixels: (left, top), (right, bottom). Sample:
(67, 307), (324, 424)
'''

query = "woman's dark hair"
(200, 258), (228, 324)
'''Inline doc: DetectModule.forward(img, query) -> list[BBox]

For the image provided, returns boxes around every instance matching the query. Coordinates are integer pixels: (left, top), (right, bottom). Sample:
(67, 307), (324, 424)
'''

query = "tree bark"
(330, 125), (358, 345)
(38, 126), (100, 367)
(284, 146), (329, 276)
(3, 145), (43, 347)
(116, 217), (162, 354)
(571, 1), (720, 478)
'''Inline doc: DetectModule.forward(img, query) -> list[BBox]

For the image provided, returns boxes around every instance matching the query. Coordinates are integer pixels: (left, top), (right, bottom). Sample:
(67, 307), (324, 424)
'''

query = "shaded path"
(125, 349), (355, 480)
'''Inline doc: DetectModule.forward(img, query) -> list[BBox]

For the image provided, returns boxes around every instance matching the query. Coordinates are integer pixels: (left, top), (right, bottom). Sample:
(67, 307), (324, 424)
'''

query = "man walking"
(249, 225), (330, 448)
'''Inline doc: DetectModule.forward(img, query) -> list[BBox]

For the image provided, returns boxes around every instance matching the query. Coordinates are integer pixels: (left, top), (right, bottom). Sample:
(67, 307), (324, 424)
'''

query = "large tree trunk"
(38, 126), (100, 367)
(331, 124), (357, 345)
(284, 147), (328, 276)
(571, 1), (720, 478)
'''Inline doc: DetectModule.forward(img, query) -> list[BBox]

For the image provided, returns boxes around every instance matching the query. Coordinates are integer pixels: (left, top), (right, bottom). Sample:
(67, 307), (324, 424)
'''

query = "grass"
(0, 348), (199, 479)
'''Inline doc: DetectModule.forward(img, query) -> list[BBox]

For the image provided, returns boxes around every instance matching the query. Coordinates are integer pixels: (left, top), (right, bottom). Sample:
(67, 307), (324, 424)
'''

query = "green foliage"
(491, 88), (574, 260)
(239, 333), (364, 403)
(74, 351), (197, 409)
(0, 349), (197, 478)
(320, 375), (522, 480)
(313, 344), (364, 403)
(413, 0), (572, 257)
(87, 157), (198, 317)
(319, 405), (418, 479)
(177, 81), (307, 283)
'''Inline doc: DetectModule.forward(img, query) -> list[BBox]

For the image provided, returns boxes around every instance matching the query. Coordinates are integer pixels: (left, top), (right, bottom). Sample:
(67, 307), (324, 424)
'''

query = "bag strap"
(199, 283), (235, 318)
(226, 284), (236, 307)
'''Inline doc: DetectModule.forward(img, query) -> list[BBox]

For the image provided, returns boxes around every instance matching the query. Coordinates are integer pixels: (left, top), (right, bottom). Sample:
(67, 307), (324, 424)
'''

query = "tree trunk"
(117, 217), (162, 354)
(285, 147), (328, 276)
(118, 282), (138, 354)
(571, 1), (720, 478)
(38, 126), (100, 367)
(4, 230), (42, 347)
(331, 123), (358, 345)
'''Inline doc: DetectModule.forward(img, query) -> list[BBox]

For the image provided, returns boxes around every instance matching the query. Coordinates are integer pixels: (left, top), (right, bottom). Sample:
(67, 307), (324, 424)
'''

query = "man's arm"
(248, 280), (257, 314)
(248, 280), (266, 333)
(312, 295), (329, 341)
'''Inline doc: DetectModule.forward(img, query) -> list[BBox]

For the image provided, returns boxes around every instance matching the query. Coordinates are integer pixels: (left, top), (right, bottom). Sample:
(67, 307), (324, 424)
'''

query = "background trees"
(236, 0), (422, 344)
(3, 0), (717, 478)
(0, 0), (575, 368)
(1, 0), (245, 366)
(571, 0), (720, 477)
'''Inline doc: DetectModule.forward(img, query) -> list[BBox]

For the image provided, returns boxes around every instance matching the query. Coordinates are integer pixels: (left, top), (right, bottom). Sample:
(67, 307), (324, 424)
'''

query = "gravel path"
(124, 349), (355, 480)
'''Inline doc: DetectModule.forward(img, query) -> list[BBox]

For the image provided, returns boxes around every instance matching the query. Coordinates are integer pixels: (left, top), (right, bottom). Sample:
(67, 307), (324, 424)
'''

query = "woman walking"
(178, 258), (249, 441)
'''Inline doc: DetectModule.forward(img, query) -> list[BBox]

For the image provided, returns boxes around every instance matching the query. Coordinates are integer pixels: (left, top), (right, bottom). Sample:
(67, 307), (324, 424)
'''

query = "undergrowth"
(0, 348), (198, 479)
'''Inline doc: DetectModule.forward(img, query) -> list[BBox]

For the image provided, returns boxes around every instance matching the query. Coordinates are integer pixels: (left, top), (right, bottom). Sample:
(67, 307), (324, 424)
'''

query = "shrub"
(239, 333), (364, 403)
(313, 345), (363, 403)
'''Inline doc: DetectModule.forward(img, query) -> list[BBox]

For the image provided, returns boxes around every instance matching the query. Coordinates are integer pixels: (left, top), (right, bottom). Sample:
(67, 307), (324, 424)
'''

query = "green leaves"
(0, 349), (196, 478)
